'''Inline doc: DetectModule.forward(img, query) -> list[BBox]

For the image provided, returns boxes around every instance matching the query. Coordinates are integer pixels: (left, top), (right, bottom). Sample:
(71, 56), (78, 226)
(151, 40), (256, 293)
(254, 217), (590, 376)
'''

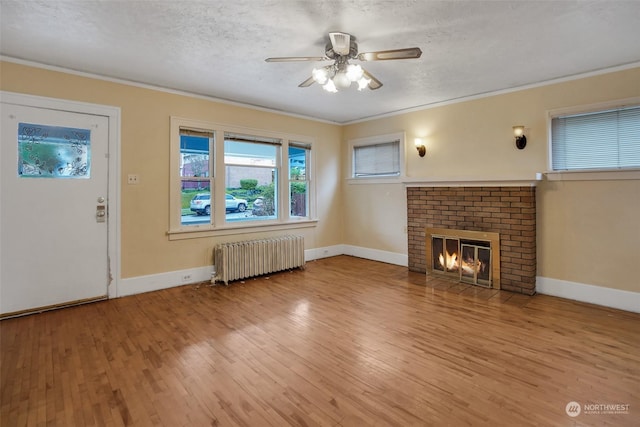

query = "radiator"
(212, 235), (305, 285)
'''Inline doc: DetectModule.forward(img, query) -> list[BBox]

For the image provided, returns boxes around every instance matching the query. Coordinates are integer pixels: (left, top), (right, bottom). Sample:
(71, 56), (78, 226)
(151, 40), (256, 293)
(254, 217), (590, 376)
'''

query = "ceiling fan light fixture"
(312, 67), (329, 85)
(346, 64), (364, 81)
(266, 31), (421, 93)
(322, 79), (338, 93)
(333, 71), (352, 89)
(357, 76), (371, 91)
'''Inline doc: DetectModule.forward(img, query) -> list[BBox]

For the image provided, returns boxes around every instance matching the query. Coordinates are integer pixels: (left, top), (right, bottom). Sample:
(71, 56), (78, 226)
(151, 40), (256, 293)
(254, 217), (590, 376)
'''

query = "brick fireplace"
(407, 186), (536, 295)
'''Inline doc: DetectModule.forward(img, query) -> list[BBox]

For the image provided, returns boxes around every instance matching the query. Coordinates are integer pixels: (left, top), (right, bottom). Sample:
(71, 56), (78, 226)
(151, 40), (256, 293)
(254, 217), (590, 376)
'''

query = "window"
(349, 132), (405, 179)
(289, 143), (311, 218)
(551, 104), (640, 171)
(179, 128), (213, 226)
(224, 133), (279, 223)
(170, 117), (315, 238)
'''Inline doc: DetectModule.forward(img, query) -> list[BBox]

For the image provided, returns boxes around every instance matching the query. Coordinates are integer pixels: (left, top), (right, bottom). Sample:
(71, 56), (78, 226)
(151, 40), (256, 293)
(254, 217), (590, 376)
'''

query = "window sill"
(544, 169), (640, 181)
(167, 219), (318, 240)
(346, 176), (405, 185)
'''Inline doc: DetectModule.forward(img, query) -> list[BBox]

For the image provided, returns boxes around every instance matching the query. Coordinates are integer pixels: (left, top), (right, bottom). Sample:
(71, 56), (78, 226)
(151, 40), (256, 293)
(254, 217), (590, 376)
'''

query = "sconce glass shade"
(414, 138), (426, 157)
(513, 126), (527, 149)
(513, 126), (525, 137)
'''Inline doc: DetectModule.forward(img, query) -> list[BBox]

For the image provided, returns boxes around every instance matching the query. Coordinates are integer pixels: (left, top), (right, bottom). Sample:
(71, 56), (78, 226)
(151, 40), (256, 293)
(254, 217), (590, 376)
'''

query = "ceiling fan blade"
(298, 76), (315, 88)
(329, 32), (352, 56)
(357, 47), (422, 61)
(265, 56), (327, 62)
(363, 70), (383, 90)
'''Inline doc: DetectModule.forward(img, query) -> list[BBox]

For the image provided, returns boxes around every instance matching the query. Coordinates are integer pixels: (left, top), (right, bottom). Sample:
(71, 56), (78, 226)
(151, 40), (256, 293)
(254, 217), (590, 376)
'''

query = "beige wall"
(0, 61), (344, 279)
(2, 61), (639, 294)
(537, 179), (639, 291)
(343, 67), (640, 293)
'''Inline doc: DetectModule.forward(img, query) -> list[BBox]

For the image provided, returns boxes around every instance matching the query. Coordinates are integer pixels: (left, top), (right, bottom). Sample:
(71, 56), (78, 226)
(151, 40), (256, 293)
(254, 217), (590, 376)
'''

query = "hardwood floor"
(1, 255), (639, 426)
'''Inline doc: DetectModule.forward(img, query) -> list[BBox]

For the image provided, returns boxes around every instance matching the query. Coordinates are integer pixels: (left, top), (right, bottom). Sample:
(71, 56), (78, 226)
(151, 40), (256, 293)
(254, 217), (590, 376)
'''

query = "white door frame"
(1, 91), (121, 299)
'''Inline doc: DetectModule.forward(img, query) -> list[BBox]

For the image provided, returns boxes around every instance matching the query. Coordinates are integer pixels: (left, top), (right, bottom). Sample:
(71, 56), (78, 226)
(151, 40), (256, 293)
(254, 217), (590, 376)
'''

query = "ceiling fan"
(265, 32), (422, 92)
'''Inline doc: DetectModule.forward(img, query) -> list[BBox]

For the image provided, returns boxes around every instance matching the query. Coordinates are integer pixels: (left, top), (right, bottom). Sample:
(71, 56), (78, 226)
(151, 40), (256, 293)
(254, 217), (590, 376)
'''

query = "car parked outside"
(225, 194), (247, 212)
(190, 193), (247, 216)
(190, 193), (210, 216)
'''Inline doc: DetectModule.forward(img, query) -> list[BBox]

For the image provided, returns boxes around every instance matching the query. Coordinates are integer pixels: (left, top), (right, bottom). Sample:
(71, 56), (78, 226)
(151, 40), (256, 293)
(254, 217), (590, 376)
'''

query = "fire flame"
(461, 256), (489, 278)
(462, 259), (482, 275)
(438, 251), (459, 271)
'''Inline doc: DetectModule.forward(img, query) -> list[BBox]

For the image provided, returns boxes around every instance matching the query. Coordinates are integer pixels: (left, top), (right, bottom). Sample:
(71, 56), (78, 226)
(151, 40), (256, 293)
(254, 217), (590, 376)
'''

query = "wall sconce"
(513, 126), (527, 149)
(414, 138), (426, 157)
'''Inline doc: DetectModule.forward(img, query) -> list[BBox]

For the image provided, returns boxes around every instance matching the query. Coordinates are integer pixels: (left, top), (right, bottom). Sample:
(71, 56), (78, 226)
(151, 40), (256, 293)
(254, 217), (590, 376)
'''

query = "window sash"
(551, 106), (640, 171)
(353, 140), (401, 177)
(289, 143), (309, 180)
(224, 139), (278, 168)
(178, 128), (214, 227)
(223, 137), (279, 223)
(289, 144), (310, 218)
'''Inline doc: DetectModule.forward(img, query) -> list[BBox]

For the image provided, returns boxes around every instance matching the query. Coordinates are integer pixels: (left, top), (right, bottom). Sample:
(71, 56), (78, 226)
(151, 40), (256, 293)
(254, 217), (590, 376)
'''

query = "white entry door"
(1, 101), (110, 316)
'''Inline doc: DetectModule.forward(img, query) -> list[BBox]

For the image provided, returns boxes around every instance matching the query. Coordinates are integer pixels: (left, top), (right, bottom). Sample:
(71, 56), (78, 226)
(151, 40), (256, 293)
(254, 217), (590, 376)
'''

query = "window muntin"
(180, 129), (213, 226)
(551, 105), (640, 171)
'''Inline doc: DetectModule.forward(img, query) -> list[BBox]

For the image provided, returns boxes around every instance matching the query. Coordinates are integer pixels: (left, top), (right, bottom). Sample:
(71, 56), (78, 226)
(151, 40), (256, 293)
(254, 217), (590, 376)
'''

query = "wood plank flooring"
(1, 255), (639, 426)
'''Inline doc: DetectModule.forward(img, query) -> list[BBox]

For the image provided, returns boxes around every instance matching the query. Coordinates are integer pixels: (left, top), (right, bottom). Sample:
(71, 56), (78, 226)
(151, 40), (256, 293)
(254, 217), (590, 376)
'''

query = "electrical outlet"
(127, 174), (140, 185)
(181, 274), (192, 283)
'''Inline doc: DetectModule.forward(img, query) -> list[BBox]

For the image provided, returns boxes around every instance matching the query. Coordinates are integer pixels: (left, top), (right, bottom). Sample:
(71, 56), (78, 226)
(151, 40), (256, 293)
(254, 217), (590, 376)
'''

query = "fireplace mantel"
(403, 174), (542, 188)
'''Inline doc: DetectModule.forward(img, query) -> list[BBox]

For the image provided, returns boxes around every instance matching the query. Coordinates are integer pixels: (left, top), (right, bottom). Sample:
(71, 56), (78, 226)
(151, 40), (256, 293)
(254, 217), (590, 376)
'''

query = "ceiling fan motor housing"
(325, 38), (358, 59)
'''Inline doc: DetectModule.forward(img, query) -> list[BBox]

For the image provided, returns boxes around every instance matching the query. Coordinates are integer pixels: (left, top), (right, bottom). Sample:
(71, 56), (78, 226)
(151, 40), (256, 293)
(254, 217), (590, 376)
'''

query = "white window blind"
(551, 105), (640, 171)
(353, 140), (400, 177)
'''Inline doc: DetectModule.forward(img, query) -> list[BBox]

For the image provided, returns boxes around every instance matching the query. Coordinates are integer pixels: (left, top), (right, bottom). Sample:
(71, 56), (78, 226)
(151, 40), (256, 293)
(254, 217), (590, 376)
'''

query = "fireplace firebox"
(426, 228), (500, 289)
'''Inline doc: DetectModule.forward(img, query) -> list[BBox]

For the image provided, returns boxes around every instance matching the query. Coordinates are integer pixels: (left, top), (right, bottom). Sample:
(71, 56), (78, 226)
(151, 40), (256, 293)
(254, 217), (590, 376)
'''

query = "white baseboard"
(116, 245), (408, 298)
(306, 244), (407, 266)
(117, 266), (213, 298)
(304, 245), (346, 261)
(536, 276), (640, 313)
(342, 245), (408, 267)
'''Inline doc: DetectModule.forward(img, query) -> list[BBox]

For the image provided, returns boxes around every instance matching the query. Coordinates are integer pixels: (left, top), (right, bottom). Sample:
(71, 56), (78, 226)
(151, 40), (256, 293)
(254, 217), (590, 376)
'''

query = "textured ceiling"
(1, 1), (639, 123)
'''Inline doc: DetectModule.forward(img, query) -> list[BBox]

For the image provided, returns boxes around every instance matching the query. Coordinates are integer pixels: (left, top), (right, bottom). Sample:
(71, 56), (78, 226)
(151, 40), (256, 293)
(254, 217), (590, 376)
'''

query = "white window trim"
(347, 132), (406, 184)
(287, 141), (313, 220)
(545, 97), (640, 181)
(169, 117), (317, 240)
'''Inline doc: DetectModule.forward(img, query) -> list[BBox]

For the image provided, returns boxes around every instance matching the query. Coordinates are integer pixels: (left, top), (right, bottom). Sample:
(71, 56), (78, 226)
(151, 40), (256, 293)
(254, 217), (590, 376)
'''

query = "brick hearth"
(407, 186), (536, 295)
